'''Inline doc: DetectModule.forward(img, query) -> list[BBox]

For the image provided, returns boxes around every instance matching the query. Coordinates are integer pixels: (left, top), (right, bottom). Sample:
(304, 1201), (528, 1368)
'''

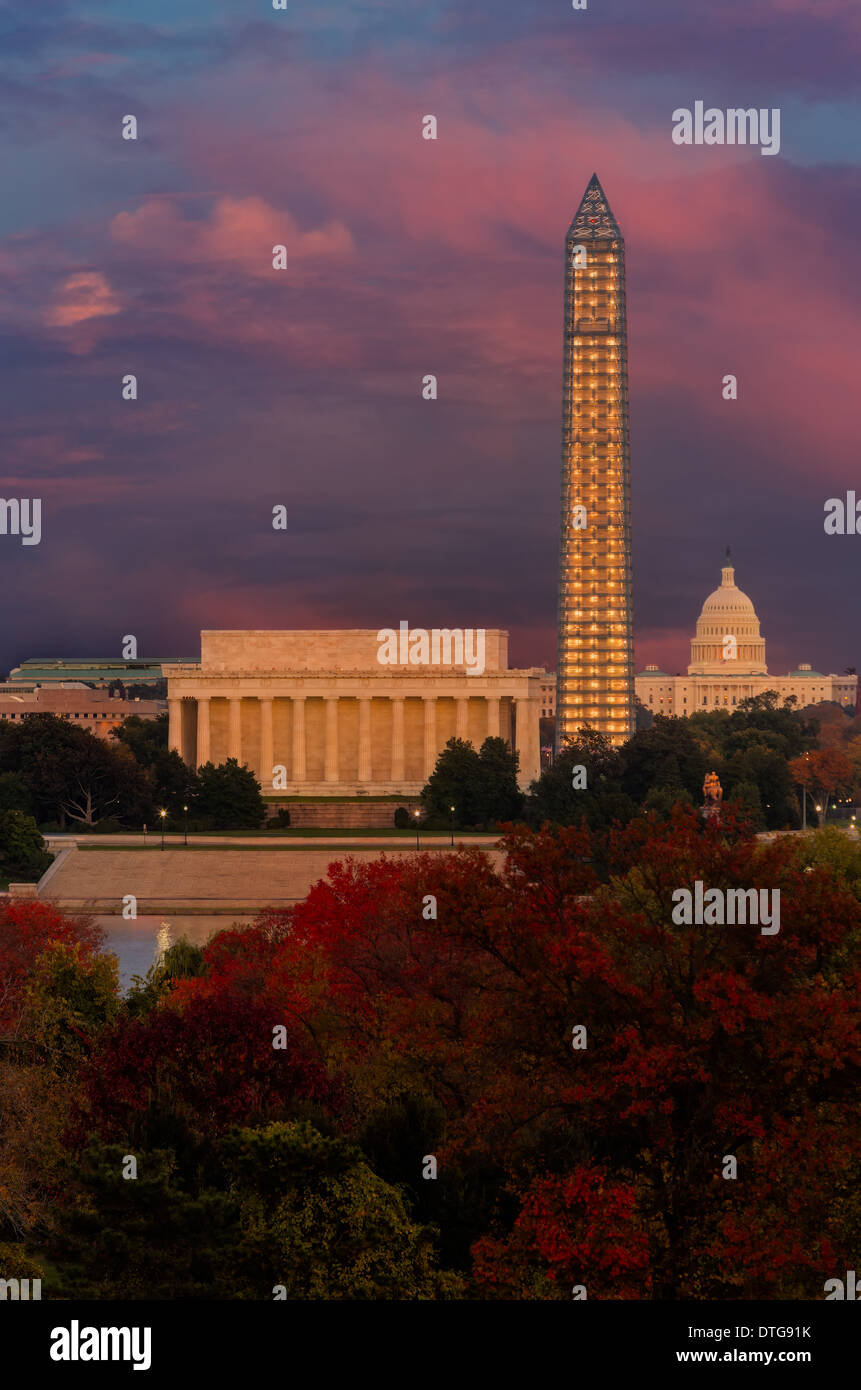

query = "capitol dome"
(687, 554), (768, 675)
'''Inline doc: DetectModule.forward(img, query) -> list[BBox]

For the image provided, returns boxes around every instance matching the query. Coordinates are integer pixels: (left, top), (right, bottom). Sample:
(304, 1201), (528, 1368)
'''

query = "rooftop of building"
(11, 657), (192, 668)
(568, 172), (622, 241)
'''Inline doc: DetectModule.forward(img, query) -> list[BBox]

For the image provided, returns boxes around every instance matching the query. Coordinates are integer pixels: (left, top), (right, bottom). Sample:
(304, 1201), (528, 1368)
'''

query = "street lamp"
(183, 804), (189, 846)
(159, 808), (167, 851)
(449, 804), (456, 848)
(413, 808), (421, 851)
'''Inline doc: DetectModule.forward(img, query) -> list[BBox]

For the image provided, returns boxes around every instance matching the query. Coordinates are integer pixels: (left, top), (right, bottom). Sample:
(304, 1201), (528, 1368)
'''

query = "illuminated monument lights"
(555, 173), (635, 749)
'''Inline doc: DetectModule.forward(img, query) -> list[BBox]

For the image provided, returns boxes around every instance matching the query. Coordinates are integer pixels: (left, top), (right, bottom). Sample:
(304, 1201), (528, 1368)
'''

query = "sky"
(0, 0), (859, 679)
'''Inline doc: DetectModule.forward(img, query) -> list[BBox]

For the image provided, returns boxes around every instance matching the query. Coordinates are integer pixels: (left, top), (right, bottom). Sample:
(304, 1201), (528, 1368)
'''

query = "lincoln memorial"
(166, 629), (542, 794)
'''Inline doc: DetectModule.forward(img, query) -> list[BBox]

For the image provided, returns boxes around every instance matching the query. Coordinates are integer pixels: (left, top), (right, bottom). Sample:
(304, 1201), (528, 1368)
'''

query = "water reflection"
(155, 921), (172, 967)
(96, 914), (253, 992)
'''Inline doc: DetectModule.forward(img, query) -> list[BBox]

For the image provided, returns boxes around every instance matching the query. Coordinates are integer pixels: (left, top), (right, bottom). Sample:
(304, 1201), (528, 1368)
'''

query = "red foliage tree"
(0, 900), (104, 1032)
(72, 988), (344, 1149)
(272, 812), (861, 1298)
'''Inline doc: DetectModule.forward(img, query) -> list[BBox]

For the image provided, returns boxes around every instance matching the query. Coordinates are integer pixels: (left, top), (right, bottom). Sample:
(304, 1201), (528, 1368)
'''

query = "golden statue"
(702, 771), (723, 810)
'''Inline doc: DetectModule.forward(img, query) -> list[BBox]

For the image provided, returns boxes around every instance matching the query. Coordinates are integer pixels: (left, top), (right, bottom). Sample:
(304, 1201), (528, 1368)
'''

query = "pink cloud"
(110, 195), (354, 276)
(44, 271), (120, 327)
(160, 62), (857, 474)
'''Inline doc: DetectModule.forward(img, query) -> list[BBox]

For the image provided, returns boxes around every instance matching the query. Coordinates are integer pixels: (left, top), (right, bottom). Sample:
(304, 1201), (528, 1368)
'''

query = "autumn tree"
(0, 900), (104, 1034)
(223, 1121), (460, 1299)
(277, 813), (861, 1298)
(0, 905), (111, 1273)
(789, 748), (853, 825)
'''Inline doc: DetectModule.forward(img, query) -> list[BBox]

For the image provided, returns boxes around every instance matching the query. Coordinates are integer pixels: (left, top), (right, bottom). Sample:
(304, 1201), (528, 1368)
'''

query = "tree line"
(1, 810), (859, 1298)
(0, 714), (267, 878)
(422, 694), (861, 832)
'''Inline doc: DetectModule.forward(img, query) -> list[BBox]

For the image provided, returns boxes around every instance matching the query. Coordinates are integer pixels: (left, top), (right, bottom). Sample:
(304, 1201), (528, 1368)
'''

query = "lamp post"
(159, 808), (167, 851)
(801, 752), (811, 831)
(183, 804), (189, 847)
(413, 807), (421, 851)
(449, 804), (456, 848)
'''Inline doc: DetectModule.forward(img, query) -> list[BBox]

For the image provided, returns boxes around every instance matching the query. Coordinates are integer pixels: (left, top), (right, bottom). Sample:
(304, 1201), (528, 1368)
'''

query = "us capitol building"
(636, 554), (857, 716)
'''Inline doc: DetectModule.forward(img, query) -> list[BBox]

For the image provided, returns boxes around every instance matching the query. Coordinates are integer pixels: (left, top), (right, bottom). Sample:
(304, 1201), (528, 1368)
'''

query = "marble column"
(486, 695), (501, 738)
(423, 697), (437, 778)
(168, 697), (183, 758)
(515, 696), (541, 790)
(358, 697), (372, 782)
(259, 696), (274, 789)
(390, 697), (405, 783)
(455, 696), (469, 740)
(195, 697), (211, 768)
(324, 697), (339, 783)
(228, 697), (242, 761)
(291, 697), (306, 783)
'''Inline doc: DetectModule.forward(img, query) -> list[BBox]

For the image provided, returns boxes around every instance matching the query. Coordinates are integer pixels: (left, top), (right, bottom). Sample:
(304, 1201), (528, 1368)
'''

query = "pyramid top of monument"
(568, 173), (622, 240)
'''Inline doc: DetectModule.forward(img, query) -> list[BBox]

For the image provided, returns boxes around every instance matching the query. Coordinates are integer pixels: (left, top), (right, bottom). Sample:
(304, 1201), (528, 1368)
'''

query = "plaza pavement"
(38, 841), (504, 912)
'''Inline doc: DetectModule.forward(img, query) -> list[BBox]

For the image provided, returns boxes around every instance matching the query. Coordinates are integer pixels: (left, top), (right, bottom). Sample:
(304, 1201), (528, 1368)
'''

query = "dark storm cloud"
(0, 0), (858, 678)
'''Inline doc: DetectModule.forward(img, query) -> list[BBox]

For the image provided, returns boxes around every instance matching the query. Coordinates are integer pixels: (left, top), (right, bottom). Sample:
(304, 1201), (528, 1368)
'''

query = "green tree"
(620, 715), (709, 808)
(0, 715), (85, 822)
(21, 942), (120, 1072)
(0, 811), (52, 881)
(725, 743), (797, 828)
(112, 713), (169, 767)
(116, 717), (195, 817)
(193, 759), (265, 830)
(50, 1121), (461, 1300)
(224, 1121), (460, 1299)
(730, 692), (818, 759)
(0, 771), (34, 817)
(476, 737), (522, 824)
(24, 724), (154, 829)
(642, 784), (694, 819)
(125, 937), (210, 1019)
(794, 826), (861, 903)
(526, 729), (633, 830)
(150, 749), (197, 819)
(727, 779), (766, 829)
(49, 1142), (238, 1300)
(421, 739), (484, 826)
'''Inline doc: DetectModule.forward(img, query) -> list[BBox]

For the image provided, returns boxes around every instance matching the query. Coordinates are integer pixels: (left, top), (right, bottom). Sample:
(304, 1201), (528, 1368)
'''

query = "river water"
(94, 914), (255, 992)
